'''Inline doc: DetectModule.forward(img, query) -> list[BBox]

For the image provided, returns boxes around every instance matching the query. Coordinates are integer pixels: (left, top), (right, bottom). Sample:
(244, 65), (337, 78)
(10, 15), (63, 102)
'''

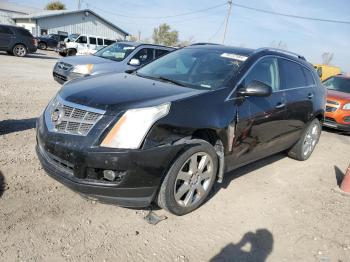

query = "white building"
(0, 3), (129, 40)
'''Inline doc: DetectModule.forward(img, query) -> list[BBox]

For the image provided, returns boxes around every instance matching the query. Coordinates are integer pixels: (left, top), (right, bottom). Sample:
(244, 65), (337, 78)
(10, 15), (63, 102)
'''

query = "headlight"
(101, 103), (171, 149)
(72, 64), (94, 75)
(343, 103), (350, 110)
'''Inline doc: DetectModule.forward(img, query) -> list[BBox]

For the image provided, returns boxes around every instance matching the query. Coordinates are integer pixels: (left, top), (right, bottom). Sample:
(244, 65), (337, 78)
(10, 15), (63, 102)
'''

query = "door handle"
(308, 93), (314, 99)
(275, 102), (286, 109)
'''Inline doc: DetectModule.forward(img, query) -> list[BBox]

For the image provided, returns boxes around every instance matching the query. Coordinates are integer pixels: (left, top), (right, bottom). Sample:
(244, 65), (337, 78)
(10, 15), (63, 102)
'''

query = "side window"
(303, 67), (315, 86)
(280, 59), (307, 89)
(104, 39), (115, 45)
(243, 57), (280, 92)
(0, 26), (13, 35)
(131, 48), (154, 65)
(89, 37), (96, 45)
(155, 49), (170, 59)
(97, 38), (103, 45)
(17, 28), (32, 37)
(76, 36), (87, 44)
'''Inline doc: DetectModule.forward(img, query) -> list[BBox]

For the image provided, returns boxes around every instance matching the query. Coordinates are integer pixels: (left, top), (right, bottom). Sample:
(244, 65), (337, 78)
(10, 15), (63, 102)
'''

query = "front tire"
(288, 118), (321, 161)
(67, 49), (77, 56)
(38, 42), (47, 50)
(13, 44), (27, 57)
(158, 139), (218, 215)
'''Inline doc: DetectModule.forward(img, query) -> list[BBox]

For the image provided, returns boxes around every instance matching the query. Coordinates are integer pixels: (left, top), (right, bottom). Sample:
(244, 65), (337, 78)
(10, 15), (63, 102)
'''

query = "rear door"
(228, 56), (289, 168)
(0, 26), (14, 49)
(279, 58), (315, 143)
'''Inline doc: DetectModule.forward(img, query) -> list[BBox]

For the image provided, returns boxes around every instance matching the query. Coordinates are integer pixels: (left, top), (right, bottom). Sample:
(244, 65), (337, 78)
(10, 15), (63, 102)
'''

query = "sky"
(9, 0), (350, 72)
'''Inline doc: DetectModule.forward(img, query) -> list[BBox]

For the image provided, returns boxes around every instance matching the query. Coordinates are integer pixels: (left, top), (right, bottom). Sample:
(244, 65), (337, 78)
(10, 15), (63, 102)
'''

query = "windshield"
(137, 48), (247, 90)
(94, 43), (136, 61)
(323, 76), (350, 94)
(67, 33), (80, 42)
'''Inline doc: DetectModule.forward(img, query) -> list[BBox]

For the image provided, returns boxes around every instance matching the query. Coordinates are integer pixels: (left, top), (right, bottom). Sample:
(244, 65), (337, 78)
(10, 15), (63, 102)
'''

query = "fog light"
(103, 170), (116, 181)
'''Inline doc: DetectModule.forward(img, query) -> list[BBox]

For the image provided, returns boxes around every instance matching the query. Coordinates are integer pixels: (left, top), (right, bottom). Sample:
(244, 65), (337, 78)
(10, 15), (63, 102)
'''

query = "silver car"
(52, 42), (175, 84)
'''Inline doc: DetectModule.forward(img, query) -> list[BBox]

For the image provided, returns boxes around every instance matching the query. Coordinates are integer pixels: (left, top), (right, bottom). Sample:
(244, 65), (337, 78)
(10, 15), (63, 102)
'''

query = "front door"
(227, 56), (289, 169)
(0, 26), (14, 49)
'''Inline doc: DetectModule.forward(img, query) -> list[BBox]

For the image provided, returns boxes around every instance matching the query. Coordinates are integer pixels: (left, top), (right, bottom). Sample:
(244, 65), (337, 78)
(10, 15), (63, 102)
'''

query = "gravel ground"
(0, 50), (350, 262)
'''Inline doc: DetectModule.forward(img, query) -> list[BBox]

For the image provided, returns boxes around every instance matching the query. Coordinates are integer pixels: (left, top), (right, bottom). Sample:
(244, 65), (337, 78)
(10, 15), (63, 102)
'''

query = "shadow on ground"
(0, 51), (58, 60)
(322, 127), (350, 136)
(210, 153), (285, 199)
(0, 171), (5, 198)
(210, 229), (273, 262)
(334, 165), (345, 186)
(0, 118), (36, 135)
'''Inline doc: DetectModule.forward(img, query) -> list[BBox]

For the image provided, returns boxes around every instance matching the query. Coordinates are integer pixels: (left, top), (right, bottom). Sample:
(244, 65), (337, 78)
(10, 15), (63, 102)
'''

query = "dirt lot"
(0, 50), (350, 262)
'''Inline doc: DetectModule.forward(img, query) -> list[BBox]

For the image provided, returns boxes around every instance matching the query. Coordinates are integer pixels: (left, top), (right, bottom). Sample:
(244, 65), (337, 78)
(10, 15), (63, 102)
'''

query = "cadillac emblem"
(51, 107), (64, 125)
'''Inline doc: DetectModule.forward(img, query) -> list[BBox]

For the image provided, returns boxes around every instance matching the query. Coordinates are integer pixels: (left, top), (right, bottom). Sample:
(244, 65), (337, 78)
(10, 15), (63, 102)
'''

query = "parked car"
(314, 64), (341, 81)
(323, 75), (350, 131)
(37, 45), (326, 215)
(56, 33), (116, 57)
(36, 34), (67, 50)
(52, 42), (175, 84)
(0, 24), (37, 57)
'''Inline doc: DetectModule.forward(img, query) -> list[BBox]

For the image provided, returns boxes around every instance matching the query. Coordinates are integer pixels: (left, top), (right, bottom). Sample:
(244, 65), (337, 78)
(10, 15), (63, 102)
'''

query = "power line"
(222, 0), (232, 44)
(233, 2), (350, 25)
(83, 1), (227, 19)
(208, 16), (226, 42)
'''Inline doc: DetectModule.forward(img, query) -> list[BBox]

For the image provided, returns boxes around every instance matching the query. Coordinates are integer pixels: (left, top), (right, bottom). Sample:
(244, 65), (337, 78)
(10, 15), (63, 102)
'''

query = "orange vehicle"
(323, 75), (350, 131)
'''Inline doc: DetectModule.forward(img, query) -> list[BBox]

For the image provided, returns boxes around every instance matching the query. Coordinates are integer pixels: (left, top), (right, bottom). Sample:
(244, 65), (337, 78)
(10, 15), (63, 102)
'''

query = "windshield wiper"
(156, 76), (186, 87)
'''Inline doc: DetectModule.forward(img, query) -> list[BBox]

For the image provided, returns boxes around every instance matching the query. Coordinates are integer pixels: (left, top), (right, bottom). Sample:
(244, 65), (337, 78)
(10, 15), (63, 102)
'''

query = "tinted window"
(155, 49), (170, 59)
(89, 37), (96, 45)
(0, 26), (13, 35)
(243, 57), (280, 91)
(280, 59), (307, 89)
(132, 48), (154, 65)
(104, 39), (115, 45)
(97, 38), (103, 45)
(303, 68), (315, 86)
(17, 28), (32, 37)
(76, 36), (87, 43)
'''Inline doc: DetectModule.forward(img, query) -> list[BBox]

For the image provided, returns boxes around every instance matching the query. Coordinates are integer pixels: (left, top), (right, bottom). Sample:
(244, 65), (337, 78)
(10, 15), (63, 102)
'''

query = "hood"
(59, 73), (206, 115)
(60, 55), (115, 66)
(327, 89), (350, 103)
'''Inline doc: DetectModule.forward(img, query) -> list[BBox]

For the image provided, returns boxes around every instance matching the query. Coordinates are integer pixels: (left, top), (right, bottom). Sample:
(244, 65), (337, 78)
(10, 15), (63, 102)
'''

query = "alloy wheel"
(174, 152), (214, 207)
(302, 123), (319, 157)
(14, 45), (26, 56)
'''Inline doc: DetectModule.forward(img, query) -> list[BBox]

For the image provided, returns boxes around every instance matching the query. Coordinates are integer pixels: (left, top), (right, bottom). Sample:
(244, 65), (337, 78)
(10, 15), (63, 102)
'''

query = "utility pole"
(222, 0), (232, 44)
(78, 0), (81, 10)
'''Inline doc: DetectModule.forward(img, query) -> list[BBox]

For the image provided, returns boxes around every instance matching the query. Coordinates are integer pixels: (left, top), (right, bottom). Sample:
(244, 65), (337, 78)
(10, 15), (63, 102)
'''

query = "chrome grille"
(327, 100), (339, 105)
(45, 96), (105, 136)
(57, 62), (73, 71)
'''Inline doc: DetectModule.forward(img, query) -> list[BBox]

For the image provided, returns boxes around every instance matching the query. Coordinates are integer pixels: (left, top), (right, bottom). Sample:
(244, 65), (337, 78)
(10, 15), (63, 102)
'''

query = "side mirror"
(237, 80), (272, 97)
(129, 58), (141, 66)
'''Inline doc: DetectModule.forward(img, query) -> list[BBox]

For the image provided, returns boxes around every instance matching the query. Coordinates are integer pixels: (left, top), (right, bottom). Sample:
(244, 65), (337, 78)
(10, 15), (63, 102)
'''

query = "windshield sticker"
(200, 84), (211, 88)
(221, 53), (247, 61)
(123, 46), (135, 50)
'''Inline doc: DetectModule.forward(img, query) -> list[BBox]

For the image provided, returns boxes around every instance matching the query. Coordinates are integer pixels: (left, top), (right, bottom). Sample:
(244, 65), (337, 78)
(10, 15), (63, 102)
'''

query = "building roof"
(0, 1), (40, 14)
(12, 9), (129, 36)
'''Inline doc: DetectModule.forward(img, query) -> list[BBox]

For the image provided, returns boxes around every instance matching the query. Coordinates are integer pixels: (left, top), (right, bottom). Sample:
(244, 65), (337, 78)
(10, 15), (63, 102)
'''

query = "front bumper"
(52, 64), (84, 84)
(323, 118), (350, 131)
(36, 115), (187, 207)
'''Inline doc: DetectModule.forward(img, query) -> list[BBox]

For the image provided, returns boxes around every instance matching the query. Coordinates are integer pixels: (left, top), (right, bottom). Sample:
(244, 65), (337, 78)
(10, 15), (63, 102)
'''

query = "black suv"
(36, 45), (326, 215)
(36, 34), (67, 50)
(0, 24), (37, 57)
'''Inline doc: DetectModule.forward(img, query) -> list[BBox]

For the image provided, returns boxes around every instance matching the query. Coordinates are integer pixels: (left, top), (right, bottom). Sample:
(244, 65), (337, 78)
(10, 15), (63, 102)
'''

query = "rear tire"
(38, 42), (47, 50)
(157, 139), (218, 215)
(288, 118), (321, 161)
(67, 49), (76, 56)
(59, 51), (67, 57)
(13, 44), (27, 57)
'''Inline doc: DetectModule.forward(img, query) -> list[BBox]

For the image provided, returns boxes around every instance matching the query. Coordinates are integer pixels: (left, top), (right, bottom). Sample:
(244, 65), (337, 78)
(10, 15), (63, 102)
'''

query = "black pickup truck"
(36, 34), (67, 50)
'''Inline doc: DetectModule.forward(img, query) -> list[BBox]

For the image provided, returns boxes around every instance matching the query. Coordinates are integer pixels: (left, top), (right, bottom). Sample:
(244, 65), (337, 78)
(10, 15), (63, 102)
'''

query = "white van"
(57, 34), (117, 56)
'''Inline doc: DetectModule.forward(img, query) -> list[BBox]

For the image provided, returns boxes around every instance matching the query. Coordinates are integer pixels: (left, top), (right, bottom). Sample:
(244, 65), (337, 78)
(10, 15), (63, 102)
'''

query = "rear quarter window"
(303, 67), (315, 86)
(17, 28), (33, 37)
(280, 59), (307, 89)
(0, 26), (14, 35)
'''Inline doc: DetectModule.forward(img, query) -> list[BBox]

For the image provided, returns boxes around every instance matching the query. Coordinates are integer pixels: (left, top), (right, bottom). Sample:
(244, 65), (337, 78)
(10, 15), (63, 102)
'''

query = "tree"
(45, 1), (66, 10)
(152, 23), (178, 46)
(322, 52), (334, 65)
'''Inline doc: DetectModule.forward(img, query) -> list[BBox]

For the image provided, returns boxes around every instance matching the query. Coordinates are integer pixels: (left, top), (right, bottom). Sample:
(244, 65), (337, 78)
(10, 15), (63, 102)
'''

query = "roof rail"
(255, 47), (306, 61)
